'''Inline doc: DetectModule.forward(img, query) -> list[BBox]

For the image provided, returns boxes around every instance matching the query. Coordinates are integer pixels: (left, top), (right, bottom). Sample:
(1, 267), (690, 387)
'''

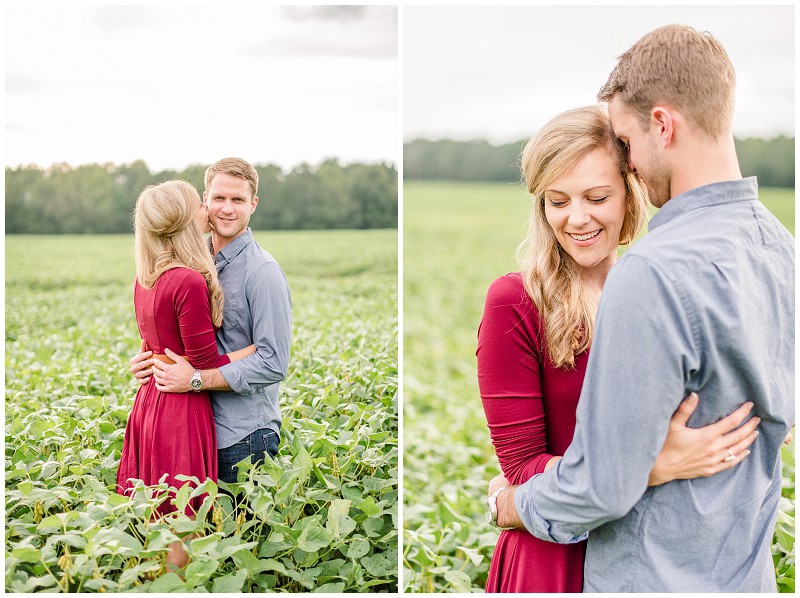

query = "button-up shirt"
(209, 229), (292, 449)
(514, 178), (794, 591)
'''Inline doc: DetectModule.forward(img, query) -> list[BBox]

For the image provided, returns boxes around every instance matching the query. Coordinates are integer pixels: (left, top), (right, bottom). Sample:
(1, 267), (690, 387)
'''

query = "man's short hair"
(205, 157), (259, 199)
(597, 24), (736, 139)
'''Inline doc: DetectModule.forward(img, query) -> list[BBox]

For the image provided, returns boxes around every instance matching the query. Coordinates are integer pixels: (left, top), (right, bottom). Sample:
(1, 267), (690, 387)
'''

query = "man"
(131, 157), (292, 484)
(488, 25), (794, 591)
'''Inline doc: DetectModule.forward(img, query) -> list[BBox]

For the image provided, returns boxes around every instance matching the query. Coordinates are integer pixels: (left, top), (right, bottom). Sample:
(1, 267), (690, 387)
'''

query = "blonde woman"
(477, 106), (759, 592)
(117, 180), (254, 571)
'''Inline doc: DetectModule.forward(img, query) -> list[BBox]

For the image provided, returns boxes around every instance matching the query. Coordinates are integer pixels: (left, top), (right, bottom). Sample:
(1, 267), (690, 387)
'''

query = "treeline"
(404, 136), (795, 187)
(5, 159), (397, 234)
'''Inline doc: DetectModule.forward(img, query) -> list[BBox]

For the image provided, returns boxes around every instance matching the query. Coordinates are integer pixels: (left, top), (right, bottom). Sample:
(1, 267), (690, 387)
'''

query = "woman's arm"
(649, 393), (760, 486)
(227, 345), (256, 362)
(478, 276), (558, 485)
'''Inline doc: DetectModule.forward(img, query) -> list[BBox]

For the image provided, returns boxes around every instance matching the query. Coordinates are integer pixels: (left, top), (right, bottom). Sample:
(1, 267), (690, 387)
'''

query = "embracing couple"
(115, 157), (292, 570)
(478, 25), (794, 592)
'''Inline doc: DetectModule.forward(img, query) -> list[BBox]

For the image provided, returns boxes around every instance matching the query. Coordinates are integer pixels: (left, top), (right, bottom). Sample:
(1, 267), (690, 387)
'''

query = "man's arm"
(217, 261), (292, 394)
(510, 256), (700, 543)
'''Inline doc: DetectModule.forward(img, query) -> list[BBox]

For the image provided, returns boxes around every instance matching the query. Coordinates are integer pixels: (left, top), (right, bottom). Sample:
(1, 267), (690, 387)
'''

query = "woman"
(477, 106), (758, 592)
(117, 180), (254, 571)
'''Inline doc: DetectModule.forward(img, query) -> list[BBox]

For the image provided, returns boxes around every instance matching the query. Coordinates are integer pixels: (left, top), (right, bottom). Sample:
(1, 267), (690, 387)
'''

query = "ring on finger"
(723, 447), (736, 463)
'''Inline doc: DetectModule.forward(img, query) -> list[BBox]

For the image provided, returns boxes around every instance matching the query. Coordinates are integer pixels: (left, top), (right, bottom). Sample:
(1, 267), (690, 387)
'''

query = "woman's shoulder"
(484, 272), (541, 320)
(486, 272), (532, 305)
(159, 267), (207, 289)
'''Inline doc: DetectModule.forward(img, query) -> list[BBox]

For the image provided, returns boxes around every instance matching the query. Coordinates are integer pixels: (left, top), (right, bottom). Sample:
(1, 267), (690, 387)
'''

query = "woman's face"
(543, 146), (627, 275)
(194, 198), (211, 234)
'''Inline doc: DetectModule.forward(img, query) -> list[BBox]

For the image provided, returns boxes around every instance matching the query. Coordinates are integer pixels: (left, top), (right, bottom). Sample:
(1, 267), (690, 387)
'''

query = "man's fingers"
(164, 347), (180, 360)
(784, 432), (793, 446)
(670, 392), (699, 428)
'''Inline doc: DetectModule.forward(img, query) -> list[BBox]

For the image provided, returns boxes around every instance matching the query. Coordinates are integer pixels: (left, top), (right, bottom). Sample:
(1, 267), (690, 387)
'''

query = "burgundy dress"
(477, 272), (587, 593)
(116, 267), (230, 516)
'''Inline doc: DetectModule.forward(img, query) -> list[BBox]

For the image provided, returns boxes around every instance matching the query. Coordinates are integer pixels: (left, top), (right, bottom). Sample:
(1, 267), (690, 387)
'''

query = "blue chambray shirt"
(514, 178), (794, 592)
(208, 229), (292, 449)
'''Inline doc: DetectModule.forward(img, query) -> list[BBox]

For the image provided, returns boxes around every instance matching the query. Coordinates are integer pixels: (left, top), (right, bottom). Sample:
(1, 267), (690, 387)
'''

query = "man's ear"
(651, 106), (675, 147)
(250, 195), (259, 213)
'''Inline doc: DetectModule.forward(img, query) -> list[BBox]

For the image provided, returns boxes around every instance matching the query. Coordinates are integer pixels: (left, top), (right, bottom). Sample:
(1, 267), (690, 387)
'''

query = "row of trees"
(5, 159), (398, 234)
(404, 136), (795, 187)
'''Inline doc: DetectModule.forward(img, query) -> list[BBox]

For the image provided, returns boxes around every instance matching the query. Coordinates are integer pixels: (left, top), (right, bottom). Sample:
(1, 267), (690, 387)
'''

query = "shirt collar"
(648, 177), (759, 232)
(209, 228), (253, 266)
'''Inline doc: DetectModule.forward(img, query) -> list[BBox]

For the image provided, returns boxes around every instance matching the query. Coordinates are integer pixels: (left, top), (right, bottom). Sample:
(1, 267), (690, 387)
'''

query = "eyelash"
(547, 196), (608, 207)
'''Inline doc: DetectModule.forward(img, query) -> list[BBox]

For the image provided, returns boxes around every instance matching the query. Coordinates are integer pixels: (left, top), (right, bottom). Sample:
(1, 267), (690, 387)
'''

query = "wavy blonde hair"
(134, 180), (224, 327)
(518, 105), (648, 368)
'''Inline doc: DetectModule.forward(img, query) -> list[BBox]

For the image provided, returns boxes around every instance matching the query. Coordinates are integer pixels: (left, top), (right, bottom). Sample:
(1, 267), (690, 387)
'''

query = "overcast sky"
(5, 5), (397, 171)
(404, 5), (795, 143)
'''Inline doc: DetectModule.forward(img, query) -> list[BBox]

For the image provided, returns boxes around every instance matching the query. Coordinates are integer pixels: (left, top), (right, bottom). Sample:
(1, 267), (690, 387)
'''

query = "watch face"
(485, 499), (493, 524)
(191, 377), (202, 390)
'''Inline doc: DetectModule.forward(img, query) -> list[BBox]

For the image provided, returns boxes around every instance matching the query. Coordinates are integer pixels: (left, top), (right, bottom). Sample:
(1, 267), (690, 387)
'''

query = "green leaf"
(344, 536), (370, 559)
(211, 569), (248, 593)
(315, 582), (345, 592)
(357, 495), (381, 516)
(184, 559), (219, 587)
(297, 523), (335, 552)
(149, 572), (188, 592)
(11, 546), (41, 563)
(444, 569), (472, 593)
(326, 499), (357, 539)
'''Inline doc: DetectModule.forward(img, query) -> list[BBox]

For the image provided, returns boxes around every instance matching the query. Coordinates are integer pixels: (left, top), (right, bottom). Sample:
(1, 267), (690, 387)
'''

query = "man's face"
(608, 97), (672, 208)
(203, 172), (258, 244)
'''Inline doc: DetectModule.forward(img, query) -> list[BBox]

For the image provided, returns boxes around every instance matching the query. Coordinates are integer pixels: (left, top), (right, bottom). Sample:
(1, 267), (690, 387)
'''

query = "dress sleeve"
(173, 270), (231, 371)
(477, 274), (557, 485)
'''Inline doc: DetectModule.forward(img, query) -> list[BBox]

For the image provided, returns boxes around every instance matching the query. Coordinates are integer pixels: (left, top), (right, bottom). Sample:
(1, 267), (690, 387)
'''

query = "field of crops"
(5, 229), (398, 592)
(402, 180), (795, 592)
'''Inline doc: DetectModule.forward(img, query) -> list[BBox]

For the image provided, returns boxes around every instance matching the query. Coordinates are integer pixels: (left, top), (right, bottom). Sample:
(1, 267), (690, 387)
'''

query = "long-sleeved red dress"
(477, 272), (587, 592)
(117, 267), (230, 516)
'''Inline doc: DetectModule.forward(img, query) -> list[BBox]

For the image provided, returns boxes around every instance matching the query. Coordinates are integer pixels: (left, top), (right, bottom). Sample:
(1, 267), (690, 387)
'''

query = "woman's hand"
(649, 393), (760, 486)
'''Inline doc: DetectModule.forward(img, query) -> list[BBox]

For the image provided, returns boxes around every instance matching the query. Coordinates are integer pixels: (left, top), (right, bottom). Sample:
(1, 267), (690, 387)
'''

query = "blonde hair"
(204, 157), (259, 200)
(597, 24), (736, 139)
(518, 105), (648, 368)
(134, 180), (224, 327)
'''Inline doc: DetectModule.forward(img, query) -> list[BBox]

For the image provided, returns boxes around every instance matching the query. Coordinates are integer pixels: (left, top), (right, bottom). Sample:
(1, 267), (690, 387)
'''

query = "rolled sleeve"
(515, 255), (699, 542)
(219, 261), (292, 394)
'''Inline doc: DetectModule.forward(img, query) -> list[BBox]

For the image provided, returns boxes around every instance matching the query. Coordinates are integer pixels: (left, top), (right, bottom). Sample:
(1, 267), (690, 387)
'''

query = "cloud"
(279, 6), (368, 23)
(240, 37), (396, 59)
(5, 73), (51, 94)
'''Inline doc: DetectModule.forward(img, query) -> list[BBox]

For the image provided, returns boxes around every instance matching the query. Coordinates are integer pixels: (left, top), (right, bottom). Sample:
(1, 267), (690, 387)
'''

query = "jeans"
(217, 427), (279, 484)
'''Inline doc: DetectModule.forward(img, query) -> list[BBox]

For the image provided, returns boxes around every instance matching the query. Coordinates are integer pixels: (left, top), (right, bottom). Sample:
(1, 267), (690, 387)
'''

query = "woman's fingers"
(670, 392), (699, 428)
(707, 401), (754, 435)
(725, 429), (759, 459)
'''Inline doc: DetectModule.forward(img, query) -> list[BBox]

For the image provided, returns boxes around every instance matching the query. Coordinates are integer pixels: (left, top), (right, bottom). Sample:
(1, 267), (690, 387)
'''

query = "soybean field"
(6, 229), (398, 592)
(402, 180), (795, 592)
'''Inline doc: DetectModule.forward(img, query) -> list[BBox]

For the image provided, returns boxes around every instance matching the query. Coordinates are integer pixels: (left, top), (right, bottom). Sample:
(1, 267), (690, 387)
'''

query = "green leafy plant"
(6, 230), (398, 592)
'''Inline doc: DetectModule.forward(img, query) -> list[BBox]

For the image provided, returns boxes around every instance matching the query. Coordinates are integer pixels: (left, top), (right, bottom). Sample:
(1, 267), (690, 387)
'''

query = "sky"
(5, 5), (398, 171)
(404, 5), (795, 144)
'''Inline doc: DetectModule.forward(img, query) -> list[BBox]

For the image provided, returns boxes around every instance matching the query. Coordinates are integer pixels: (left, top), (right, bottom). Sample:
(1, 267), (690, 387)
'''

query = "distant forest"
(404, 136), (795, 187)
(5, 159), (397, 234)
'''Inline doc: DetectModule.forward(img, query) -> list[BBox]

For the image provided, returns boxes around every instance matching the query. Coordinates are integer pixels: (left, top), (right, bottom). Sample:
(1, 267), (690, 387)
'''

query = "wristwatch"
(190, 369), (203, 391)
(485, 485), (515, 529)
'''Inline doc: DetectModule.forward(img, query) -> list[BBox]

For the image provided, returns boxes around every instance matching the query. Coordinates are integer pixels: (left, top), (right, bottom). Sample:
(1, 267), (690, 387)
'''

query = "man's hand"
(130, 339), (154, 385)
(152, 348), (194, 393)
(487, 473), (524, 530)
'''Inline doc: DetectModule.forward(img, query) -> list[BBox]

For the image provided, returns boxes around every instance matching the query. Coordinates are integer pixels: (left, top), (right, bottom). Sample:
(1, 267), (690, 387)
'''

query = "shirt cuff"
(514, 474), (590, 544)
(218, 360), (250, 394)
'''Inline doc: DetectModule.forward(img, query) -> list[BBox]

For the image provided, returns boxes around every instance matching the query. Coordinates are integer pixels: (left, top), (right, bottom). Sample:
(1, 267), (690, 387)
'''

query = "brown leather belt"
(152, 353), (176, 365)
